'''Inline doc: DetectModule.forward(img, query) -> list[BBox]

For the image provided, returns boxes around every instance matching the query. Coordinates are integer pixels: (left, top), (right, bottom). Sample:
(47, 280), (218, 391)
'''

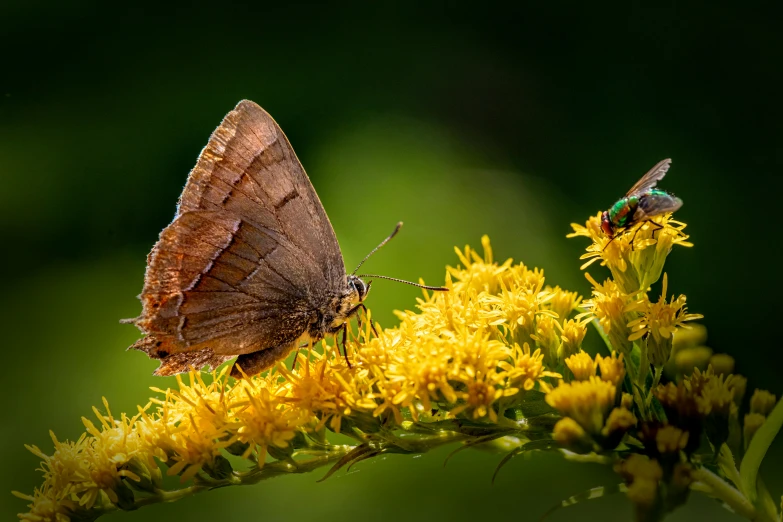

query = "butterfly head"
(347, 275), (371, 305)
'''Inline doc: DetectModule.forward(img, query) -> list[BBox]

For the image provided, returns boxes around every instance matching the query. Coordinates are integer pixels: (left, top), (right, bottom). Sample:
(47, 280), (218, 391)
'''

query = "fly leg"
(603, 227), (627, 252)
(649, 221), (664, 240)
(629, 225), (644, 251)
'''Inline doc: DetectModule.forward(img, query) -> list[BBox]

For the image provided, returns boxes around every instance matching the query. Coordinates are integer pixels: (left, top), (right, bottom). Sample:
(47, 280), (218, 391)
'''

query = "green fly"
(600, 158), (683, 244)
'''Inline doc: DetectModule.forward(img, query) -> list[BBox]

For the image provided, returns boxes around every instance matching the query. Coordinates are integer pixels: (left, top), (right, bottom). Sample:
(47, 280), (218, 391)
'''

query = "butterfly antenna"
(352, 222), (404, 275)
(357, 274), (448, 292)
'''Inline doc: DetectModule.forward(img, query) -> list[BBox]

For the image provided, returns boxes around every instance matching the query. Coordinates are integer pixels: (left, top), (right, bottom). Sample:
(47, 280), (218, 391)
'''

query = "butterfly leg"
(339, 323), (352, 369)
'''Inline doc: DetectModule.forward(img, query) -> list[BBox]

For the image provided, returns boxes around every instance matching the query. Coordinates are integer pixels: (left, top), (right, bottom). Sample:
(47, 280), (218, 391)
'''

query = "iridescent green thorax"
(608, 195), (639, 228)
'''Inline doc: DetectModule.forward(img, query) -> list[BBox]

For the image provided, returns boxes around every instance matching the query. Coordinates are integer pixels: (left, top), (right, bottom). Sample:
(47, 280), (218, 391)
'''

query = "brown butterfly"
(124, 100), (445, 378)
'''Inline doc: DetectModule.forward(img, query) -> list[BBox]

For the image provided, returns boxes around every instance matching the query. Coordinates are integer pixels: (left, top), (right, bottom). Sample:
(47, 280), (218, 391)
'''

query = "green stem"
(91, 447), (353, 518)
(691, 467), (757, 521)
(645, 365), (663, 409)
(740, 394), (783, 504)
(584, 313), (614, 354)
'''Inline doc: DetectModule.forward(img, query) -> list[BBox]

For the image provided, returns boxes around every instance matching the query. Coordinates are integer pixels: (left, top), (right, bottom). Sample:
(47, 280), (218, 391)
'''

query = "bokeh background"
(2, 3), (782, 521)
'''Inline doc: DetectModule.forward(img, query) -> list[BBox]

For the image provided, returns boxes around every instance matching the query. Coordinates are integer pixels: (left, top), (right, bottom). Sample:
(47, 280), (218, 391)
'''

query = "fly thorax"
(610, 196), (639, 228)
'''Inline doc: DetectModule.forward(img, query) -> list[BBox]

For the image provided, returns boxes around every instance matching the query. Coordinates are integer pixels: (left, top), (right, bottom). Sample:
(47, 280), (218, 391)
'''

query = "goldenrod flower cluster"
(15, 236), (574, 521)
(15, 214), (783, 522)
(559, 213), (781, 522)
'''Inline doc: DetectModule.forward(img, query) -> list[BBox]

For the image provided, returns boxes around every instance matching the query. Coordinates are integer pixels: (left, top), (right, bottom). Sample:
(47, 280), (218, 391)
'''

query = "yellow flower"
(278, 353), (351, 432)
(672, 323), (708, 351)
(750, 389), (777, 416)
(744, 413), (766, 448)
(79, 411), (143, 506)
(558, 318), (589, 361)
(450, 373), (516, 423)
(553, 417), (593, 452)
(580, 274), (636, 355)
(602, 407), (637, 437)
(499, 342), (560, 393)
(708, 354), (735, 376)
(233, 377), (310, 464)
(565, 351), (596, 381)
(547, 286), (582, 324)
(655, 425), (689, 454)
(532, 314), (562, 367)
(545, 376), (616, 434)
(596, 352), (626, 386)
(12, 485), (75, 522)
(626, 274), (703, 366)
(480, 272), (554, 348)
(654, 366), (743, 450)
(672, 346), (712, 375)
(615, 454), (663, 508)
(568, 212), (691, 293)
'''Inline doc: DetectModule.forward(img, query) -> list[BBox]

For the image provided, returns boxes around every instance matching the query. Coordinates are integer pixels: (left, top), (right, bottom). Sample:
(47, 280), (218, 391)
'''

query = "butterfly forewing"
(177, 100), (345, 287)
(625, 158), (672, 197)
(129, 100), (347, 375)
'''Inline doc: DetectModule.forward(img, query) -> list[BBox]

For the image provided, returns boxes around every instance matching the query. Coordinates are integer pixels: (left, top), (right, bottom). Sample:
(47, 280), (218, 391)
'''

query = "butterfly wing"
(177, 100), (345, 287)
(625, 158), (672, 197)
(128, 101), (345, 374)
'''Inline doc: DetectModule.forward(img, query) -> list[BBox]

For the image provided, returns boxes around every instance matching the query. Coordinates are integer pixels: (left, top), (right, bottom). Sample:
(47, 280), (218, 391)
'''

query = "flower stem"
(740, 395), (783, 510)
(691, 467), (758, 520)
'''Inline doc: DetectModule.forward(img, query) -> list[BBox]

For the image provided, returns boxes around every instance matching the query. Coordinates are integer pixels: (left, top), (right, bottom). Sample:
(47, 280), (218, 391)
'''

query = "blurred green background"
(2, 3), (782, 521)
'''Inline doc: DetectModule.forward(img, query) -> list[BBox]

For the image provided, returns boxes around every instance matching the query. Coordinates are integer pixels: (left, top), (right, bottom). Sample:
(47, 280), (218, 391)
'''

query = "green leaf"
(740, 396), (783, 502)
(442, 429), (519, 466)
(516, 391), (558, 418)
(492, 439), (558, 484)
(317, 444), (373, 482)
(114, 481), (137, 511)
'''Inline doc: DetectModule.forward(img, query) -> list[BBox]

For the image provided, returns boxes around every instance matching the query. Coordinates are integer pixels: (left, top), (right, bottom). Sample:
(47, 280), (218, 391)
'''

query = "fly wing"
(633, 192), (683, 221)
(625, 158), (672, 197)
